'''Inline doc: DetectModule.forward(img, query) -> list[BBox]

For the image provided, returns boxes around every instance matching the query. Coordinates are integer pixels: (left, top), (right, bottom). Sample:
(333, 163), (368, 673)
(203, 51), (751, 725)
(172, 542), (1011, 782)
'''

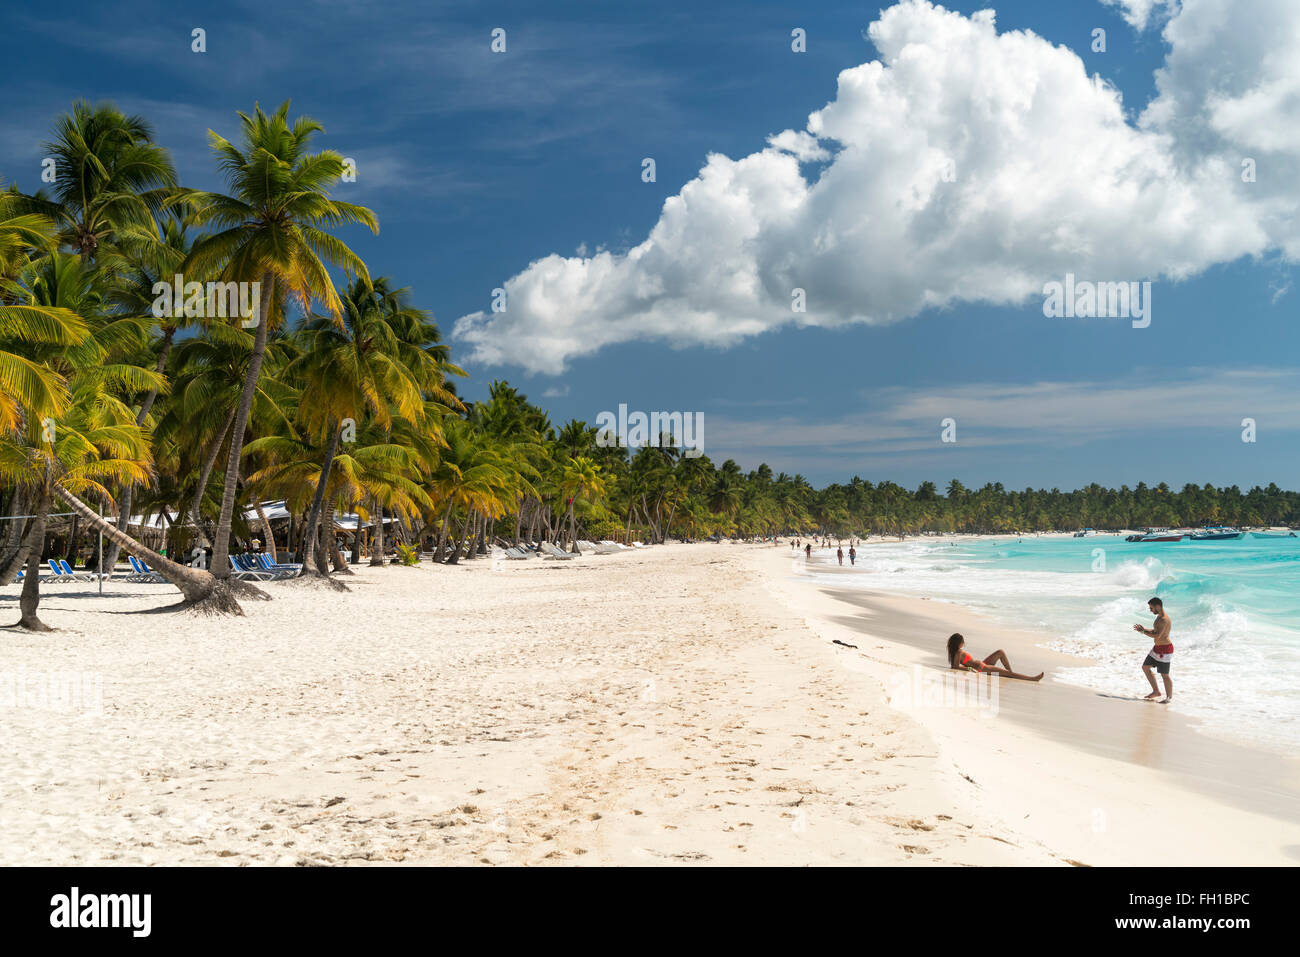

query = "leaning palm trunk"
(15, 490), (53, 631)
(55, 485), (264, 614)
(211, 274), (275, 580)
(299, 420), (342, 577)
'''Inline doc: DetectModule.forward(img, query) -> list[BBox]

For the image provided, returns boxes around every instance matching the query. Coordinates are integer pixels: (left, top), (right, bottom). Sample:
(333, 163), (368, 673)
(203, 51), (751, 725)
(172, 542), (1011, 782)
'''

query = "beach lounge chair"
(46, 560), (74, 583)
(236, 554), (287, 579)
(127, 556), (165, 583)
(541, 542), (574, 560)
(256, 553), (301, 575)
(504, 547), (530, 560)
(230, 556), (276, 581)
(58, 559), (101, 582)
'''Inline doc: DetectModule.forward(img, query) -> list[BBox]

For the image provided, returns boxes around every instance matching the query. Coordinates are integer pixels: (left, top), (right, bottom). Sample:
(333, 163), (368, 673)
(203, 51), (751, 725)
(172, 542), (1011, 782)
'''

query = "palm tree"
(99, 213), (201, 572)
(560, 456), (606, 552)
(36, 101), (179, 262)
(4, 381), (153, 630)
(185, 101), (377, 589)
(286, 277), (438, 576)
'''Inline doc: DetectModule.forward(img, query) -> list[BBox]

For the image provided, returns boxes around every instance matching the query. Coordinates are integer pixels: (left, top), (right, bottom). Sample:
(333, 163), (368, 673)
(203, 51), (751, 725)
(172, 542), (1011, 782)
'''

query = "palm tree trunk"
(369, 499), (386, 566)
(445, 512), (471, 565)
(0, 487), (30, 584)
(15, 489), (52, 631)
(185, 406), (237, 549)
(433, 503), (452, 563)
(211, 272), (275, 580)
(54, 485), (259, 614)
(325, 501), (352, 574)
(462, 512), (479, 561)
(467, 514), (483, 559)
(64, 514), (80, 564)
(255, 502), (278, 562)
(350, 501), (363, 564)
(299, 419), (342, 577)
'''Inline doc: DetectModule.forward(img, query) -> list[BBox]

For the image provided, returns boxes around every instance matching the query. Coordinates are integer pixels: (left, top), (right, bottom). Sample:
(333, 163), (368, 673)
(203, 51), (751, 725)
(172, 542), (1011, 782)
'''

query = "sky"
(3, 0), (1298, 490)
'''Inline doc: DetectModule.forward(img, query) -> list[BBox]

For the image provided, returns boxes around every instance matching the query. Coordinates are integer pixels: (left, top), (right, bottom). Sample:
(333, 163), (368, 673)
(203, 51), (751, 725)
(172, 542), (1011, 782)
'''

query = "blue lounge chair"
(256, 553), (301, 575)
(127, 555), (164, 583)
(46, 560), (77, 583)
(229, 556), (275, 581)
(57, 559), (98, 582)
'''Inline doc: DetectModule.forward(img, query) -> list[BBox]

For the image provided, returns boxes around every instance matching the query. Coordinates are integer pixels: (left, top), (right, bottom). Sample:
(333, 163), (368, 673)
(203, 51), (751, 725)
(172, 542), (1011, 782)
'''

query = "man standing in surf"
(1133, 597), (1174, 702)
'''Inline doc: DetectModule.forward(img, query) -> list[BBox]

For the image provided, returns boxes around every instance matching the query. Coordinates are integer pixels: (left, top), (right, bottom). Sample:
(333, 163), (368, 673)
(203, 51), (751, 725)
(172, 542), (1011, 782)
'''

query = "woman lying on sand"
(947, 633), (1044, 682)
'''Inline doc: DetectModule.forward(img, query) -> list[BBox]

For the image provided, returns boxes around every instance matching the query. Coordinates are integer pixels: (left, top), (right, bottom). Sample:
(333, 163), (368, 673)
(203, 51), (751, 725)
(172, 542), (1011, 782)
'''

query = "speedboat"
(1126, 529), (1185, 542)
(1249, 530), (1297, 539)
(1189, 527), (1242, 541)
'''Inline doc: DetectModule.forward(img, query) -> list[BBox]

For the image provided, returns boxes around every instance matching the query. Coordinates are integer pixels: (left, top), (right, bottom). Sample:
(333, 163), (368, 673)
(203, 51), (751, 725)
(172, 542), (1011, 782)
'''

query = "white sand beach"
(2, 542), (1296, 866)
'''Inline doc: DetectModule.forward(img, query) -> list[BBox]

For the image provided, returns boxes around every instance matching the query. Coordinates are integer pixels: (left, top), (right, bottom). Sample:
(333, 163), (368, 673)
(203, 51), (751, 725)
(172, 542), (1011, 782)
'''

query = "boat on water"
(1189, 526), (1242, 541)
(1072, 527), (1101, 537)
(1125, 529), (1186, 542)
(1249, 530), (1298, 539)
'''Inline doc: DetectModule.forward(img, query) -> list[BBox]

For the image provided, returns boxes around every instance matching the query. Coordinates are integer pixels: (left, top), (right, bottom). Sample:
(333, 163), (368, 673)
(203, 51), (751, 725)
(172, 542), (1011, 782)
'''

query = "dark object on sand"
(832, 639), (859, 649)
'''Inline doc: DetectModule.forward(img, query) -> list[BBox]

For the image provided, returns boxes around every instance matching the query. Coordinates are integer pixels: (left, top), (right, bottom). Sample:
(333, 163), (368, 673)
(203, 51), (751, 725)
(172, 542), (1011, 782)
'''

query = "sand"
(1, 542), (1294, 865)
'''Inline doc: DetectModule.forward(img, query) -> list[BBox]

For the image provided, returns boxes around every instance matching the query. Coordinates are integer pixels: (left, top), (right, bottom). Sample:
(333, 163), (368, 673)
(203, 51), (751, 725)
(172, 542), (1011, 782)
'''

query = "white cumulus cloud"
(454, 0), (1300, 374)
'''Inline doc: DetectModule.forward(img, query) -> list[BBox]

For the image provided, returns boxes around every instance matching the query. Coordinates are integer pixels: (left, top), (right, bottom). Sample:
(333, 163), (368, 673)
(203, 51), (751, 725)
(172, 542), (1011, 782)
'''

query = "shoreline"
(757, 546), (1300, 865)
(794, 533), (1300, 757)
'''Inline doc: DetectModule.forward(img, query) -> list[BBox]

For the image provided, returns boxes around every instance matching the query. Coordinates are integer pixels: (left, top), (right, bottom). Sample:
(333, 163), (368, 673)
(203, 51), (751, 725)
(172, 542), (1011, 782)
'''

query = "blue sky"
(3, 0), (1297, 489)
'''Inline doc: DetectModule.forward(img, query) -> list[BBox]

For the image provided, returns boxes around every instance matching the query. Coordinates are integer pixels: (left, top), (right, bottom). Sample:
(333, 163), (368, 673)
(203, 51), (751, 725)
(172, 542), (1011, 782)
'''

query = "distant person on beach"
(848, 546), (856, 565)
(837, 547), (843, 565)
(1133, 597), (1173, 702)
(947, 633), (1044, 681)
(805, 543), (812, 560)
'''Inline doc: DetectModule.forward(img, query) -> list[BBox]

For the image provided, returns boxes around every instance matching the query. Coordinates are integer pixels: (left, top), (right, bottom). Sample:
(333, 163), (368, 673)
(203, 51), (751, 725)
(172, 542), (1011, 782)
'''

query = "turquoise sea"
(812, 534), (1300, 752)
